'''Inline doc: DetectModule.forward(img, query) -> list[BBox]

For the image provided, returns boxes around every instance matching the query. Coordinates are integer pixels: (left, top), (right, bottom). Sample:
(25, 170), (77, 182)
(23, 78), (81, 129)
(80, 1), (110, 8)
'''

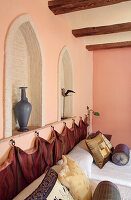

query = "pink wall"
(0, 0), (93, 162)
(93, 48), (131, 148)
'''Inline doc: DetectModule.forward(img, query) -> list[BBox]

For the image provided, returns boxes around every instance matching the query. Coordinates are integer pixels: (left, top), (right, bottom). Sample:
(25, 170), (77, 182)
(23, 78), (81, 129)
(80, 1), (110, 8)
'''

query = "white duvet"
(91, 150), (131, 187)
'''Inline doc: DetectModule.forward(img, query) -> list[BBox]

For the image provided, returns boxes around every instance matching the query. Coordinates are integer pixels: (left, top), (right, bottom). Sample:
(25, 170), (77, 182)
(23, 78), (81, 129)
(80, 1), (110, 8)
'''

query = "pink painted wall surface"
(93, 48), (131, 148)
(0, 0), (93, 162)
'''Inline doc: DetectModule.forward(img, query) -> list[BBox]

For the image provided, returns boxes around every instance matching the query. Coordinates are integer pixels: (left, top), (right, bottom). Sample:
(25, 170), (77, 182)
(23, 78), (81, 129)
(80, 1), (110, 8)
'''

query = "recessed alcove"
(5, 14), (45, 138)
(58, 46), (74, 121)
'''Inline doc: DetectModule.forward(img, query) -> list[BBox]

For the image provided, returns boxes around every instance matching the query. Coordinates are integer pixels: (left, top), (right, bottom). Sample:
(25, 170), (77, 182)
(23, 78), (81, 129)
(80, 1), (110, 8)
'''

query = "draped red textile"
(0, 147), (27, 200)
(0, 116), (88, 199)
(39, 134), (56, 167)
(15, 138), (46, 184)
(79, 118), (88, 140)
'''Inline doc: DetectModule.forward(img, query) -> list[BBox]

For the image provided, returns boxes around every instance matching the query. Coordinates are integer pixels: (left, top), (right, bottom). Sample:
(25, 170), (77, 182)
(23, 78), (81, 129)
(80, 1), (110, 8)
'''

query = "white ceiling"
(48, 1), (131, 47)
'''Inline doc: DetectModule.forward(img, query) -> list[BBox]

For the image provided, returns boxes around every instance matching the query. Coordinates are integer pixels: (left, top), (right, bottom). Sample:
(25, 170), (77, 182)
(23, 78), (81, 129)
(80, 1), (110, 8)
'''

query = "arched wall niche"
(5, 14), (45, 138)
(58, 46), (74, 121)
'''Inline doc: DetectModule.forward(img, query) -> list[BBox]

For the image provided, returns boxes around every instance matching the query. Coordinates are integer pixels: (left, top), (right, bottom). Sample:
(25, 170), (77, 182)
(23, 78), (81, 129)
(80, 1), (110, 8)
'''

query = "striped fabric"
(39, 134), (56, 167)
(53, 125), (76, 164)
(0, 117), (88, 199)
(92, 181), (121, 200)
(79, 118), (88, 140)
(53, 126), (70, 164)
(15, 138), (46, 184)
(71, 122), (81, 145)
(0, 147), (27, 200)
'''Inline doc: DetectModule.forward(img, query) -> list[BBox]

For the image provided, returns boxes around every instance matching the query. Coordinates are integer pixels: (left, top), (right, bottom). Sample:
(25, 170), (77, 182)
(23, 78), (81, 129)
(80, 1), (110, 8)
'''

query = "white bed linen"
(91, 151), (131, 187)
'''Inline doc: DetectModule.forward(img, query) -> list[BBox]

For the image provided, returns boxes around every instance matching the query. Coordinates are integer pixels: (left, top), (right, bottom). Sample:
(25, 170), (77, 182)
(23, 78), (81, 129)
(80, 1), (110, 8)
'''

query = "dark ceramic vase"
(14, 87), (32, 132)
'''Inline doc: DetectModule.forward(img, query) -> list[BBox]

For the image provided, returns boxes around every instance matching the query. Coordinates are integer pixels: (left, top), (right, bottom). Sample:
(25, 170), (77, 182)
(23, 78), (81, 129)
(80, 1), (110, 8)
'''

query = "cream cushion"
(58, 155), (92, 200)
(58, 146), (93, 178)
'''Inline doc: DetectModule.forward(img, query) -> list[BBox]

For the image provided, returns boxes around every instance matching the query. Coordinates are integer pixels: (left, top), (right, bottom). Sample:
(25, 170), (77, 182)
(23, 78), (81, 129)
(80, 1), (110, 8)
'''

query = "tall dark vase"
(14, 87), (32, 132)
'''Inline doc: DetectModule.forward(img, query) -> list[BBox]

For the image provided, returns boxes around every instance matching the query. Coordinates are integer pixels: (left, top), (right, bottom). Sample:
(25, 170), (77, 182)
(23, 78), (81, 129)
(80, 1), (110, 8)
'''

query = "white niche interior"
(5, 14), (45, 138)
(58, 47), (74, 121)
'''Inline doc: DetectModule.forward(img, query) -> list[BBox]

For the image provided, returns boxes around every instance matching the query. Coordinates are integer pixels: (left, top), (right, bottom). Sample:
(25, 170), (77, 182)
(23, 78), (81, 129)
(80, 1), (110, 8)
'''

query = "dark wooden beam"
(86, 41), (131, 51)
(48, 0), (130, 15)
(72, 22), (131, 37)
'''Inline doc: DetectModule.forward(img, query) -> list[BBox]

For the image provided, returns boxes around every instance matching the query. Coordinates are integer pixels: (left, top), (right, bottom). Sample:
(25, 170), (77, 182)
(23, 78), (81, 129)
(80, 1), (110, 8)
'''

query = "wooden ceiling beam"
(72, 22), (131, 37)
(48, 0), (130, 15)
(86, 41), (131, 51)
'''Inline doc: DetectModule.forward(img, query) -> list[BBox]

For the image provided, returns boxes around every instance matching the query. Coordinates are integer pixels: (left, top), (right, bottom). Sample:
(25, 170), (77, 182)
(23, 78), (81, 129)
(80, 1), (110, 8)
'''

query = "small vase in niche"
(14, 87), (32, 132)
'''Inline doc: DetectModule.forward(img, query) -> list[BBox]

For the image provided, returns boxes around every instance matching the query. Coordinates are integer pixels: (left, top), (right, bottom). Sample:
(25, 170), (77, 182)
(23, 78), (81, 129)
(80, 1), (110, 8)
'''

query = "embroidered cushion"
(0, 147), (27, 200)
(85, 133), (111, 168)
(15, 137), (46, 184)
(58, 155), (92, 200)
(112, 144), (130, 166)
(92, 181), (121, 200)
(25, 168), (74, 200)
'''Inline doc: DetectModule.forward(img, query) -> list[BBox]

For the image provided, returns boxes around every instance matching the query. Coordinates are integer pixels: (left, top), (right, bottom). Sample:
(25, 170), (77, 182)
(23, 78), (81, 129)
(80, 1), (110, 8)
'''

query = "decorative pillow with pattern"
(92, 181), (121, 200)
(85, 133), (111, 168)
(58, 155), (92, 200)
(112, 144), (130, 166)
(25, 168), (74, 200)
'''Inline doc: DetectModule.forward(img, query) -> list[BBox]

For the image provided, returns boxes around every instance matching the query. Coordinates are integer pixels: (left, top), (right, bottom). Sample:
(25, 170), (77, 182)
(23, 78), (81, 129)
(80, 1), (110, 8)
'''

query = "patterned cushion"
(112, 144), (130, 166)
(92, 181), (121, 200)
(25, 168), (74, 200)
(85, 133), (111, 168)
(39, 134), (56, 167)
(0, 147), (27, 200)
(58, 155), (92, 200)
(88, 131), (112, 141)
(15, 137), (46, 184)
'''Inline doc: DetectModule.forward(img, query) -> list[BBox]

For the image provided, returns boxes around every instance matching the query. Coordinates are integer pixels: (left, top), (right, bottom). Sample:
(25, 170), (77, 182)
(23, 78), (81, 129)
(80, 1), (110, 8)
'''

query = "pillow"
(88, 131), (112, 141)
(112, 144), (130, 166)
(58, 146), (93, 178)
(25, 168), (74, 200)
(77, 139), (89, 151)
(58, 155), (92, 200)
(85, 133), (111, 168)
(92, 181), (121, 200)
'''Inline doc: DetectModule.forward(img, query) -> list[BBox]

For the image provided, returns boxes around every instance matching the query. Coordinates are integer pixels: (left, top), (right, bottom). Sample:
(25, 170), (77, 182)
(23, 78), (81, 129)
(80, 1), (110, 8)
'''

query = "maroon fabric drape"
(0, 147), (27, 200)
(0, 117), (89, 199)
(39, 134), (56, 167)
(15, 138), (46, 184)
(79, 118), (88, 140)
(71, 122), (81, 145)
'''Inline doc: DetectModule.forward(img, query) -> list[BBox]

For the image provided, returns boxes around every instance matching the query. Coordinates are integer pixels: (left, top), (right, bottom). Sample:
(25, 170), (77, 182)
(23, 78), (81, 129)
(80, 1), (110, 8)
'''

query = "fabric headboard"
(0, 117), (88, 200)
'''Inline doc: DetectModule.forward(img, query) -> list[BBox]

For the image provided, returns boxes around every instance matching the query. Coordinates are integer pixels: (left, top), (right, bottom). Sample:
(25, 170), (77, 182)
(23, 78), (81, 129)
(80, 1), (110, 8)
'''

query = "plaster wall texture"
(0, 0), (93, 162)
(93, 48), (131, 149)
